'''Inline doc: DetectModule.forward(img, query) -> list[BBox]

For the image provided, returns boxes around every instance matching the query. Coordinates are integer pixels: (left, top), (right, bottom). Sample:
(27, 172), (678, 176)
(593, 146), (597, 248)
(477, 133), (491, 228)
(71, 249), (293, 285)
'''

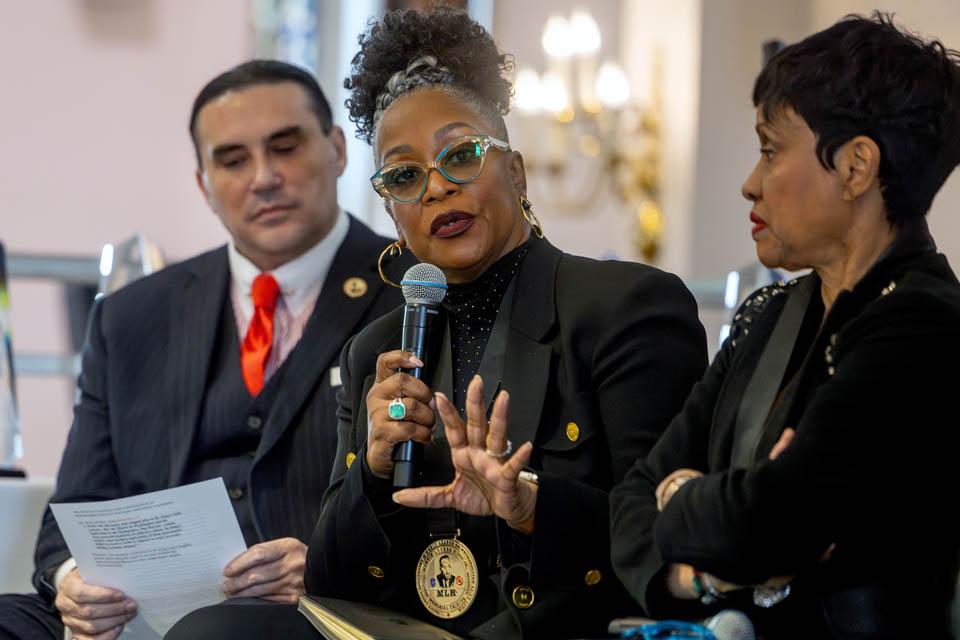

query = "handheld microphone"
(702, 609), (755, 640)
(393, 263), (447, 488)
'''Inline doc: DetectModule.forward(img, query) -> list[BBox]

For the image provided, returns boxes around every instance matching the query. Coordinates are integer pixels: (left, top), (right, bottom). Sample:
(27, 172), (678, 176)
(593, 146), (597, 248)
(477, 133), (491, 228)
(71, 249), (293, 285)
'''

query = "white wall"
(621, 0), (703, 279)
(1, 0), (251, 476)
(687, 0), (960, 280)
(810, 1), (960, 266)
(689, 0), (814, 280)
(331, 0), (394, 236)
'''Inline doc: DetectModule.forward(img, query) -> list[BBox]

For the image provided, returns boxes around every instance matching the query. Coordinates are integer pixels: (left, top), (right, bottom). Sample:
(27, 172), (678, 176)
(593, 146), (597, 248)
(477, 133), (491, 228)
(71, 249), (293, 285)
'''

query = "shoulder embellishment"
(825, 333), (837, 377)
(729, 278), (802, 348)
(825, 279), (899, 377)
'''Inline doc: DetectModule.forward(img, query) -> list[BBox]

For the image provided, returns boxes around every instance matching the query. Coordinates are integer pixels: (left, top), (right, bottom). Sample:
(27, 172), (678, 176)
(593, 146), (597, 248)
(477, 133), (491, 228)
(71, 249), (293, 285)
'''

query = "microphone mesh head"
(705, 610), (756, 640)
(401, 263), (448, 305)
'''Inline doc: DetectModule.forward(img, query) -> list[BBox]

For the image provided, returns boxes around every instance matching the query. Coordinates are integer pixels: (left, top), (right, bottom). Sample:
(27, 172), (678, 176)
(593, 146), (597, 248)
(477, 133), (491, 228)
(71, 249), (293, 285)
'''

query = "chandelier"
(511, 10), (664, 262)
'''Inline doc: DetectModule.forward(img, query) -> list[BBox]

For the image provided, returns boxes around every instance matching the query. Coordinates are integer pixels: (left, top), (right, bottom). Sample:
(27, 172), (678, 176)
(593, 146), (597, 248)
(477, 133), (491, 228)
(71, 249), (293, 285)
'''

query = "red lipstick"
(749, 211), (767, 237)
(430, 210), (475, 238)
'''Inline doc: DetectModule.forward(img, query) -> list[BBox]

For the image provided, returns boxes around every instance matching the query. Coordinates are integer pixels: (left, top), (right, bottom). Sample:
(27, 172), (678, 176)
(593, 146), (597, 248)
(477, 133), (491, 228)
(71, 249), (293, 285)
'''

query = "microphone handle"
(393, 304), (437, 488)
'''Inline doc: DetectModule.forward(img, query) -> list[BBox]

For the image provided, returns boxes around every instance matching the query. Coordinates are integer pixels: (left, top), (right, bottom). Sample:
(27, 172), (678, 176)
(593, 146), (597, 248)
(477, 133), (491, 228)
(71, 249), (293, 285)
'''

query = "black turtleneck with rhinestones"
(443, 239), (533, 411)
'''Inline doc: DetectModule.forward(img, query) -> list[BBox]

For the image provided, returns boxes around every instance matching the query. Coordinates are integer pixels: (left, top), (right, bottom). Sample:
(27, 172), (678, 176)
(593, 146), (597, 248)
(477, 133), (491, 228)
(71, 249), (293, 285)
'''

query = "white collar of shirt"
(228, 208), (349, 319)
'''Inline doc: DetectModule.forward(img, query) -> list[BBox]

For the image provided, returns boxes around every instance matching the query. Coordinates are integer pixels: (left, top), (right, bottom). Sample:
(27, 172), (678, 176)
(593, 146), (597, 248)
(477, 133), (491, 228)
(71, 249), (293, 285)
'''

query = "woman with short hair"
(610, 13), (960, 639)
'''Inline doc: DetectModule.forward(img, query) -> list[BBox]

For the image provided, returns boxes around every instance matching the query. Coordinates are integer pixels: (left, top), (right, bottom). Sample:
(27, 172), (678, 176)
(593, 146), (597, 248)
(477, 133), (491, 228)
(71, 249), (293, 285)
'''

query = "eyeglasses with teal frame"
(371, 134), (511, 204)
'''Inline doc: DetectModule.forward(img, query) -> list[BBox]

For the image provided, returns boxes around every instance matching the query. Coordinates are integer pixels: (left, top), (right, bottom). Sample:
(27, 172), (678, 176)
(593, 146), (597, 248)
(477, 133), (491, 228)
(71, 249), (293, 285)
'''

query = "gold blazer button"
(346, 452), (356, 469)
(367, 565), (385, 579)
(584, 569), (602, 586)
(512, 585), (535, 609)
(565, 422), (580, 442)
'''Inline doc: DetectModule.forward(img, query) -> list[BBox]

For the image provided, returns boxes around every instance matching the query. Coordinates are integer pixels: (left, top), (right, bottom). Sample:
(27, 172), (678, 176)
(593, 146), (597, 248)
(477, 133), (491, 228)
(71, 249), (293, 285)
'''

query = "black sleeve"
(653, 292), (960, 585)
(304, 334), (417, 601)
(501, 270), (708, 632)
(33, 299), (123, 599)
(609, 337), (733, 617)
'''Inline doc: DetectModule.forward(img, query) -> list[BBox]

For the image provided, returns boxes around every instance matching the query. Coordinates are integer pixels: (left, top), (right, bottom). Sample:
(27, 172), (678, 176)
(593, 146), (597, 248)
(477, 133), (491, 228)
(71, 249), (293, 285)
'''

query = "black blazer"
(305, 238), (707, 639)
(33, 215), (405, 599)
(610, 222), (960, 639)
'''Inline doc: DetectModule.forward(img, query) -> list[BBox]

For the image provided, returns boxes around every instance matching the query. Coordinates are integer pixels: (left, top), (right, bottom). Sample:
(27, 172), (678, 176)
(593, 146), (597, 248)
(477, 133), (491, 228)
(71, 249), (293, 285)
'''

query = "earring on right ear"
(377, 241), (403, 288)
(519, 195), (544, 239)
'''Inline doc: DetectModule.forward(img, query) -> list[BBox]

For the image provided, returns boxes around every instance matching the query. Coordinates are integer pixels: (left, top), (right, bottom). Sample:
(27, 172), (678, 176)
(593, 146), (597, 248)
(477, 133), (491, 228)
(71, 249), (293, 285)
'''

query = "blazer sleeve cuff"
(498, 471), (609, 583)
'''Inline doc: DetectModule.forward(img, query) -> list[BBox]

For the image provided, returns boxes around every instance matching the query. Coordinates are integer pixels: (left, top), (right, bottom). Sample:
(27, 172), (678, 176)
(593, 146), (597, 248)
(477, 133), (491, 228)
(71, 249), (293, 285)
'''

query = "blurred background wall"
(2, 0), (958, 477)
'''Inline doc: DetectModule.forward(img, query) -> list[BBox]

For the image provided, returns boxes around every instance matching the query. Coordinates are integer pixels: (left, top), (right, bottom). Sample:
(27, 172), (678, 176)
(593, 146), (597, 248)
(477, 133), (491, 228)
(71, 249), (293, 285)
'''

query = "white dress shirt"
(228, 209), (348, 382)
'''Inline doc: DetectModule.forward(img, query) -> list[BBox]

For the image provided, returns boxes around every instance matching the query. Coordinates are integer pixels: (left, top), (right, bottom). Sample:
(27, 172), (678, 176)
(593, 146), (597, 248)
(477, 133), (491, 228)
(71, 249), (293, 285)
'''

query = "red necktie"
(241, 273), (280, 396)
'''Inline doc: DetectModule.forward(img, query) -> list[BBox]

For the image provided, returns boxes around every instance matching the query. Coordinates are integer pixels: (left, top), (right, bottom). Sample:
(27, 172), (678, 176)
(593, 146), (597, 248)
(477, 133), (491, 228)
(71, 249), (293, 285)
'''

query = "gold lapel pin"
(343, 277), (368, 299)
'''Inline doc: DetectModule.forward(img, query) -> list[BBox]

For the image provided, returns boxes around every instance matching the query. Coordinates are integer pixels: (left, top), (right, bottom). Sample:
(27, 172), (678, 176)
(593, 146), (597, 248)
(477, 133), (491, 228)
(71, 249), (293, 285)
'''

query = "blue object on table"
(620, 620), (717, 640)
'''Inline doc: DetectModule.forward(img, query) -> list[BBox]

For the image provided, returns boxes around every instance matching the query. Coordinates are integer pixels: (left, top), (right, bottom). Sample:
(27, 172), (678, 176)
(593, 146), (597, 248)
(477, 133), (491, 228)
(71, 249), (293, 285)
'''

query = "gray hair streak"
(373, 55), (456, 127)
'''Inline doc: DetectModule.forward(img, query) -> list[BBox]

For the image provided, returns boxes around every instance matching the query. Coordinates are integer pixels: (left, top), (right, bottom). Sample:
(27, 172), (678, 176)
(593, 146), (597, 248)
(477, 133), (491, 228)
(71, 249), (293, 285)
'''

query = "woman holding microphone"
(304, 7), (706, 639)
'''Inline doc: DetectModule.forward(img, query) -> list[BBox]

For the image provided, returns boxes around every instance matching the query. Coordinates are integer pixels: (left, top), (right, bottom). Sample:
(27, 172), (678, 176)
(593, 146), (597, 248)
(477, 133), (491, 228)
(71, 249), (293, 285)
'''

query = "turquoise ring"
(388, 397), (407, 421)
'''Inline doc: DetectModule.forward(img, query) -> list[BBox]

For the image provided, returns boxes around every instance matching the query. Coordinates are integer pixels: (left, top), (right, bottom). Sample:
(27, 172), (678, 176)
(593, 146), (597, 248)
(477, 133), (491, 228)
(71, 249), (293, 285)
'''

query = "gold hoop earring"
(377, 241), (403, 288)
(519, 195), (544, 239)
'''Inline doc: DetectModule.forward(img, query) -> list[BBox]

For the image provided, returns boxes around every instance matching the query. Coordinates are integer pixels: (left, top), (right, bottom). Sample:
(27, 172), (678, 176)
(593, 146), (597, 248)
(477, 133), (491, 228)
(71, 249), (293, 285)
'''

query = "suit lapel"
(168, 248), (229, 485)
(256, 217), (389, 459)
(475, 280), (515, 413)
(499, 331), (553, 448)
(498, 240), (562, 449)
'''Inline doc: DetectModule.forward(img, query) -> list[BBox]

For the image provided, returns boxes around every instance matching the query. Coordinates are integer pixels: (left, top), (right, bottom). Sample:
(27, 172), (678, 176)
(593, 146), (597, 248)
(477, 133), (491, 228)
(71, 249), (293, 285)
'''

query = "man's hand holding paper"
(49, 479), (248, 639)
(56, 568), (136, 640)
(221, 537), (306, 604)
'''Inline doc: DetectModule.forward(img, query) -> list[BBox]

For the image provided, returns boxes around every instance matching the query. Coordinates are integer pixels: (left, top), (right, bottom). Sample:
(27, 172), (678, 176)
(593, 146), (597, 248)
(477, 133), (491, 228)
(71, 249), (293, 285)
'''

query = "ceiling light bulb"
(542, 15), (574, 58)
(596, 62), (630, 108)
(541, 72), (571, 114)
(514, 68), (543, 113)
(570, 10), (602, 55)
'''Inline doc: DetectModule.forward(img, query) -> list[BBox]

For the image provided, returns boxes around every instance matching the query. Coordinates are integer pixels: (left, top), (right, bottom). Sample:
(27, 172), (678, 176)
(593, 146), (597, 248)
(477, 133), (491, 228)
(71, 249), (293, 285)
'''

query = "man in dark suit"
(0, 60), (404, 640)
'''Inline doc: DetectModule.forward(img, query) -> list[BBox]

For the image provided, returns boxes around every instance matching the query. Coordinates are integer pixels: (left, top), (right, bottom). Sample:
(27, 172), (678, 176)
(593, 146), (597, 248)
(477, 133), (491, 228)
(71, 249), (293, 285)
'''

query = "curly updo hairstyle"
(344, 6), (514, 146)
(754, 12), (960, 225)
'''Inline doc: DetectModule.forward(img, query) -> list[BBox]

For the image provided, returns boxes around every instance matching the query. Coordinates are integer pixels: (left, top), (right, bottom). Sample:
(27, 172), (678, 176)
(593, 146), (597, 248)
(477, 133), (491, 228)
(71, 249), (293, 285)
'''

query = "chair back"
(0, 477), (55, 592)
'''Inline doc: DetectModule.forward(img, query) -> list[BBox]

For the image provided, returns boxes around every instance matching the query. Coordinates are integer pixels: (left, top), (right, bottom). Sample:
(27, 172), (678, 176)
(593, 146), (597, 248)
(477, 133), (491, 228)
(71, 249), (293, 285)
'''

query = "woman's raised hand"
(392, 375), (537, 534)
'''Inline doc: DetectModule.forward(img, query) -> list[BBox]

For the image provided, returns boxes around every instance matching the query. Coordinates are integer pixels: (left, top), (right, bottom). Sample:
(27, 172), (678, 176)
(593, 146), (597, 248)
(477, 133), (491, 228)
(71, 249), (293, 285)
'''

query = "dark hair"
(753, 12), (960, 224)
(344, 6), (514, 145)
(189, 60), (333, 166)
